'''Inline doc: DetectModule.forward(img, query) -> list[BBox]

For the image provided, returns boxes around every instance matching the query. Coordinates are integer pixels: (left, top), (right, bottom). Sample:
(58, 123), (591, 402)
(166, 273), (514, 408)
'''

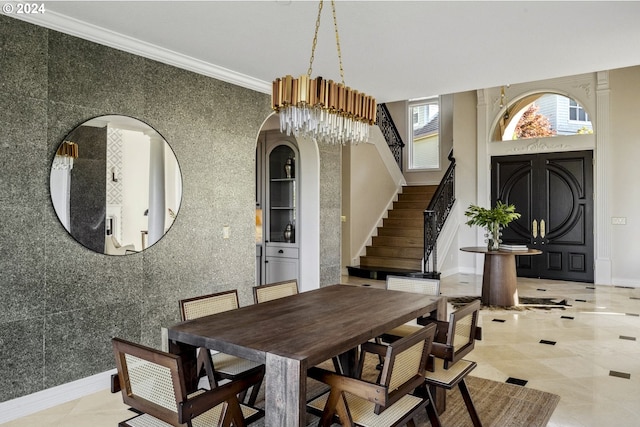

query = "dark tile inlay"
(630, 297), (640, 300)
(615, 286), (634, 289)
(619, 335), (636, 341)
(540, 339), (557, 345)
(361, 283), (372, 287)
(492, 319), (506, 323)
(609, 371), (631, 379)
(586, 286), (596, 289)
(537, 288), (547, 291)
(575, 299), (587, 302)
(625, 313), (640, 317)
(506, 377), (528, 386)
(561, 315), (575, 320)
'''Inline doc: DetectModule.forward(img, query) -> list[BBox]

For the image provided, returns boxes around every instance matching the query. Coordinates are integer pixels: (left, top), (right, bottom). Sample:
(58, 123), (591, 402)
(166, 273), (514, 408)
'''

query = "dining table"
(168, 283), (446, 426)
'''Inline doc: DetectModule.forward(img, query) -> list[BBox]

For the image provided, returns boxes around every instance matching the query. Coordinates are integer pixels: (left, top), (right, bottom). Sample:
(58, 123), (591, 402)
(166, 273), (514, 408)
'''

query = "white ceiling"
(10, 1), (640, 102)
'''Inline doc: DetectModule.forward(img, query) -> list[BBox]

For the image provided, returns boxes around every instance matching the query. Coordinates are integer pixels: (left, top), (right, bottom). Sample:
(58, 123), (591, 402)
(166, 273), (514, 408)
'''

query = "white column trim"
(473, 88), (490, 275)
(595, 70), (612, 284)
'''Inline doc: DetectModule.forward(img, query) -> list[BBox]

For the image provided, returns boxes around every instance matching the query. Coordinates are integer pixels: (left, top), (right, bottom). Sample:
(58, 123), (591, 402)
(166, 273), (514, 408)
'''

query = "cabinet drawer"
(265, 246), (298, 258)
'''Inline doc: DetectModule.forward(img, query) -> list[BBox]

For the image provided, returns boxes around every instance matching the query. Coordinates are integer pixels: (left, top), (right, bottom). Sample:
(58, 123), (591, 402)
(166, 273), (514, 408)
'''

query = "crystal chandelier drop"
(271, 0), (376, 145)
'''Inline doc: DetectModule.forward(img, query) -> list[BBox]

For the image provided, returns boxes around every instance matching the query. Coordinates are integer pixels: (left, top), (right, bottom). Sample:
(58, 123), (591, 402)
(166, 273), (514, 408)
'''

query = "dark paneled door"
(491, 151), (594, 282)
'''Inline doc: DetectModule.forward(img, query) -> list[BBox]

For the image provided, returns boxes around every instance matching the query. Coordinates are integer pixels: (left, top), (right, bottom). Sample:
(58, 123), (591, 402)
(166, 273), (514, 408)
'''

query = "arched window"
(493, 93), (593, 141)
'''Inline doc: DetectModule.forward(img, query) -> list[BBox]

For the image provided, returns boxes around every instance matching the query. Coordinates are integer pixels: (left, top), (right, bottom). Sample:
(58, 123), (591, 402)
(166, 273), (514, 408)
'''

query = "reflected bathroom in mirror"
(50, 115), (182, 255)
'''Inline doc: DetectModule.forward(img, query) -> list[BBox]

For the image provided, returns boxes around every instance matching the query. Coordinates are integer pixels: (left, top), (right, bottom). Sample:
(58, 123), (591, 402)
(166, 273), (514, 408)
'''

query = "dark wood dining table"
(168, 284), (446, 426)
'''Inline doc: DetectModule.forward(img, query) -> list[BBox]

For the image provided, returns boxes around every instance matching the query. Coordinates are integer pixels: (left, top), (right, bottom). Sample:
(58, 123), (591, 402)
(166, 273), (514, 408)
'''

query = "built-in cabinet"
(256, 130), (300, 285)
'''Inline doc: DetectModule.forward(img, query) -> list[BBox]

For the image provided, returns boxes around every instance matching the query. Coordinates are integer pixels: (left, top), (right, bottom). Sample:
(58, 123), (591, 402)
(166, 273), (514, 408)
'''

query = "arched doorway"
(255, 114), (321, 292)
(489, 92), (595, 282)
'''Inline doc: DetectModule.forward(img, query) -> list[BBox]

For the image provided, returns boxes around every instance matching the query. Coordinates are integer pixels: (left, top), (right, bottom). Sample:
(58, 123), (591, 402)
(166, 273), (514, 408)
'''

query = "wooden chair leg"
(423, 386), (442, 427)
(221, 398), (247, 427)
(246, 370), (264, 406)
(458, 379), (482, 427)
(331, 356), (342, 373)
(200, 349), (218, 389)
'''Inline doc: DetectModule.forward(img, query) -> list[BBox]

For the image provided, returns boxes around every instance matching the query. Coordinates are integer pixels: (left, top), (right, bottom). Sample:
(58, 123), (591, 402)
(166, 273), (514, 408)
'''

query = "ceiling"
(10, 1), (640, 103)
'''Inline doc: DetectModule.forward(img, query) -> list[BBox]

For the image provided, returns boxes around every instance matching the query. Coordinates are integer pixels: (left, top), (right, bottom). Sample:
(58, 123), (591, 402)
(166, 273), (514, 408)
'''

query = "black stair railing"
(375, 103), (404, 171)
(423, 149), (456, 276)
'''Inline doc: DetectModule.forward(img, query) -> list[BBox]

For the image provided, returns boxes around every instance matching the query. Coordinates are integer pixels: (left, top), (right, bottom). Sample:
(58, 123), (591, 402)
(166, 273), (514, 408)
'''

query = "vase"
(283, 223), (293, 243)
(485, 222), (502, 251)
(284, 158), (293, 179)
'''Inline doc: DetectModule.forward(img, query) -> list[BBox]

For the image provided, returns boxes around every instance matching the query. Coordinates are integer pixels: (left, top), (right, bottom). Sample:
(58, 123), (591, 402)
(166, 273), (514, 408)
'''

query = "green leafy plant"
(464, 201), (521, 228)
(464, 201), (521, 250)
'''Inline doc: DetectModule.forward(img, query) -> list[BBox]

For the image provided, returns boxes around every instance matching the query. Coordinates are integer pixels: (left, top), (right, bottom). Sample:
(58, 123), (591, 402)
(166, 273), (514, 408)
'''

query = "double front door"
(491, 150), (594, 282)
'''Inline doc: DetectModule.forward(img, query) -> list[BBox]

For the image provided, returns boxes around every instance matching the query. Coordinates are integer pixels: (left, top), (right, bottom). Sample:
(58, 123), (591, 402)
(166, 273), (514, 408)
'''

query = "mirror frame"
(50, 115), (182, 255)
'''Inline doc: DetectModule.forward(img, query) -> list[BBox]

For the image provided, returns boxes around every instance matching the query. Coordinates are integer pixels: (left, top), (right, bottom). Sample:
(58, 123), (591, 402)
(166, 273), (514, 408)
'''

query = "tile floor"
(2, 273), (639, 427)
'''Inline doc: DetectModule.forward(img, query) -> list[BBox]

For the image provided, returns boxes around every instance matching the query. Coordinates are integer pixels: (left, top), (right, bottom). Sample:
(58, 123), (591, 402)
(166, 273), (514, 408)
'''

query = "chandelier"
(271, 0), (376, 145)
(52, 140), (79, 170)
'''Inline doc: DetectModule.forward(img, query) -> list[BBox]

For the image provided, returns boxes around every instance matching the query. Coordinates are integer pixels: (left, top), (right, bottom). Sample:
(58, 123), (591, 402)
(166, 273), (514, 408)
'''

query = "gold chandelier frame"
(271, 0), (376, 145)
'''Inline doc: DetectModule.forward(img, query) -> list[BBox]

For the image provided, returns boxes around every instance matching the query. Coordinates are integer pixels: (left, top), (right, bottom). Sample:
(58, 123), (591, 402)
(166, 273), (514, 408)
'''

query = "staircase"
(348, 185), (437, 279)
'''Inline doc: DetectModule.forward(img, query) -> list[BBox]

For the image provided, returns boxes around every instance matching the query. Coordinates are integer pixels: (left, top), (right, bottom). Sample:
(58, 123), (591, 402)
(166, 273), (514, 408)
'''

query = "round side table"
(460, 246), (542, 307)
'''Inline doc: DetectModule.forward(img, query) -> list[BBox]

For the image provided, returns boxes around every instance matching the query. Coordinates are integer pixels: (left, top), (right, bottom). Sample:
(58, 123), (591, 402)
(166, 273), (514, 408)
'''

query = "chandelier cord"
(307, 0), (346, 86)
(330, 0), (345, 85)
(306, 0), (323, 78)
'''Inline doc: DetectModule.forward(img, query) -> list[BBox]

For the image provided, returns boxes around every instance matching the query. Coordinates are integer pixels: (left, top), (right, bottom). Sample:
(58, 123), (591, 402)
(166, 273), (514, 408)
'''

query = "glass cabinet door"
(268, 144), (296, 243)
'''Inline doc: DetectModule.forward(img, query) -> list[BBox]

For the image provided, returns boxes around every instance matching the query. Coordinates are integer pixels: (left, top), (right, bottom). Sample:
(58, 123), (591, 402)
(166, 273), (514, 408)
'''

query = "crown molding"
(6, 11), (271, 94)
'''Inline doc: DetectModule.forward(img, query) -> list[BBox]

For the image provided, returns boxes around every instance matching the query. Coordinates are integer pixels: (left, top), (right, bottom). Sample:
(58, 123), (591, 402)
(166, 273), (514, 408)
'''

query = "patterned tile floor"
(2, 274), (639, 426)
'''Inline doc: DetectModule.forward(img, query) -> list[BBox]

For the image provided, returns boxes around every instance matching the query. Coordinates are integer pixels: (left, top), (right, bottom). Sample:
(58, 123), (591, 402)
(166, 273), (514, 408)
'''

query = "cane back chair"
(111, 337), (264, 427)
(252, 279), (298, 304)
(382, 275), (441, 341)
(179, 290), (264, 405)
(423, 299), (483, 427)
(307, 323), (441, 427)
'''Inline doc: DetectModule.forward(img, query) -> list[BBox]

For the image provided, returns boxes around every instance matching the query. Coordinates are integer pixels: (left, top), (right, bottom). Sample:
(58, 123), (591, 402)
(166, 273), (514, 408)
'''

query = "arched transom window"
(493, 93), (593, 141)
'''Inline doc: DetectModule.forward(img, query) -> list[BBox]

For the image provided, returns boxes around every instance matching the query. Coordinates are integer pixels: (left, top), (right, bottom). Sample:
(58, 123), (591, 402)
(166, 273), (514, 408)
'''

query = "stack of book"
(499, 244), (529, 251)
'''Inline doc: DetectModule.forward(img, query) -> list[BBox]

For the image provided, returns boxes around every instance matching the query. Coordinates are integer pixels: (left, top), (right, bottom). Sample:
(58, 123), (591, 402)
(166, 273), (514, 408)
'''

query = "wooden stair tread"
(350, 185), (436, 276)
(365, 246), (424, 259)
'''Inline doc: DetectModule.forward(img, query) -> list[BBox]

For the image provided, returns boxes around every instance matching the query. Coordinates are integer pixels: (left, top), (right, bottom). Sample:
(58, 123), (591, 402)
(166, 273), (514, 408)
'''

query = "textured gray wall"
(0, 15), (341, 402)
(68, 125), (107, 253)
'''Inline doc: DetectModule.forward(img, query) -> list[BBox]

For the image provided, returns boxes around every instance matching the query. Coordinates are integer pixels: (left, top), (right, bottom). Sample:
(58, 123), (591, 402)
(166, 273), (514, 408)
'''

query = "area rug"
(448, 295), (571, 310)
(435, 376), (560, 427)
(252, 357), (560, 427)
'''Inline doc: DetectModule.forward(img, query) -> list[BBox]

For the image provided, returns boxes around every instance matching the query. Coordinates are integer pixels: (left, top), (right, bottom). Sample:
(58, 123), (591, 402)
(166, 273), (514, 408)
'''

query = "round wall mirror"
(50, 115), (183, 255)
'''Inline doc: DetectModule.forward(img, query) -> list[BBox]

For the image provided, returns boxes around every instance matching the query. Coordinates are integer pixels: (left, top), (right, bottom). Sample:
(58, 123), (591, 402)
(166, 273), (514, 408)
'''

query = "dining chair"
(111, 337), (264, 427)
(379, 275), (441, 344)
(307, 323), (441, 427)
(179, 290), (264, 405)
(252, 279), (298, 304)
(422, 299), (483, 426)
(386, 275), (441, 295)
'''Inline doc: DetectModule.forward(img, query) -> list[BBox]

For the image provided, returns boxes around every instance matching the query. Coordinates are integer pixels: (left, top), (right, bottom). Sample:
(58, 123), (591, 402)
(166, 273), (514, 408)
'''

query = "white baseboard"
(611, 277), (640, 288)
(0, 369), (116, 424)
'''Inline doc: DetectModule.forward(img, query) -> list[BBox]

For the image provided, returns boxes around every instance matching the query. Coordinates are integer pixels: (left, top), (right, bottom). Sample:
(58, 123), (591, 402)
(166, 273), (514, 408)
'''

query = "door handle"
(540, 219), (546, 239)
(532, 219), (538, 238)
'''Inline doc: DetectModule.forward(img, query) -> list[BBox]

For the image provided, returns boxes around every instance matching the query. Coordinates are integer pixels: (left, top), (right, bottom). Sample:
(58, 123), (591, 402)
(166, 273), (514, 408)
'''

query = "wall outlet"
(223, 225), (230, 238)
(611, 217), (627, 225)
